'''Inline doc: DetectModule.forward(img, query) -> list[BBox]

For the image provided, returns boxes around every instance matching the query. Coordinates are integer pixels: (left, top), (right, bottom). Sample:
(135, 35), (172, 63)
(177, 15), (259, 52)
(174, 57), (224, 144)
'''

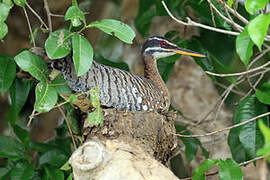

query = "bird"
(52, 36), (205, 113)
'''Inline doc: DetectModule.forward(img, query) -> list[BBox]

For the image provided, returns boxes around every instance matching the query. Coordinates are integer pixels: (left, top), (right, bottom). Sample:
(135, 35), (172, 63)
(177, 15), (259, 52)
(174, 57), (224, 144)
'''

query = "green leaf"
(72, 34), (93, 76)
(10, 162), (34, 180)
(60, 160), (71, 171)
(192, 159), (219, 180)
(258, 119), (270, 142)
(228, 95), (268, 162)
(67, 173), (73, 180)
(0, 167), (11, 180)
(44, 166), (64, 180)
(211, 54), (236, 84)
(178, 129), (209, 162)
(0, 54), (16, 94)
(157, 57), (177, 83)
(12, 125), (30, 148)
(0, 22), (8, 39)
(88, 19), (136, 44)
(39, 149), (68, 167)
(34, 82), (58, 113)
(64, 104), (80, 134)
(227, 0), (234, 7)
(1, 0), (13, 9)
(245, 0), (269, 15)
(65, 6), (85, 27)
(45, 29), (71, 59)
(0, 3), (9, 22)
(49, 74), (72, 94)
(13, 0), (25, 7)
(257, 142), (270, 161)
(9, 79), (32, 123)
(14, 50), (49, 82)
(0, 136), (28, 161)
(248, 13), (270, 51)
(255, 82), (270, 105)
(236, 27), (254, 67)
(218, 158), (243, 180)
(181, 134), (198, 162)
(87, 108), (103, 126)
(134, 7), (156, 37)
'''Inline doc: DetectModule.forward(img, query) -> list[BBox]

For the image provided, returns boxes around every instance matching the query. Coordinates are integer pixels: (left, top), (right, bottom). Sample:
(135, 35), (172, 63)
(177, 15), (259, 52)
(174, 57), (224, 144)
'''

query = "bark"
(69, 109), (179, 180)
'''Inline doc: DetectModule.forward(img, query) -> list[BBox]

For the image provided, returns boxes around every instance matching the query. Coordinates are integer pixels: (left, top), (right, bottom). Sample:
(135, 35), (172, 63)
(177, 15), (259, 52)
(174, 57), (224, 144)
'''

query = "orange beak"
(172, 48), (206, 58)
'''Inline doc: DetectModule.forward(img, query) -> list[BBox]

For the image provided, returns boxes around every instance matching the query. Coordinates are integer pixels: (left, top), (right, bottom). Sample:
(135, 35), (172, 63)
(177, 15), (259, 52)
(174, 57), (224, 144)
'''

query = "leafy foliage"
(1, 0), (270, 179)
(228, 95), (268, 163)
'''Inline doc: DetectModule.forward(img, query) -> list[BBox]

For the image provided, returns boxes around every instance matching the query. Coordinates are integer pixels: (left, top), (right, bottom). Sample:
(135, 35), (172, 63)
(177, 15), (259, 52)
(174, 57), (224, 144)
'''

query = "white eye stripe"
(144, 46), (174, 54)
(148, 37), (175, 46)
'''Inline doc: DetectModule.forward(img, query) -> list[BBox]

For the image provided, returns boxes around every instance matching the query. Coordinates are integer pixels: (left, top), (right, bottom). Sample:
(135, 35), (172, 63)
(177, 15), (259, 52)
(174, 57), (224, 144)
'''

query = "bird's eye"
(160, 41), (167, 47)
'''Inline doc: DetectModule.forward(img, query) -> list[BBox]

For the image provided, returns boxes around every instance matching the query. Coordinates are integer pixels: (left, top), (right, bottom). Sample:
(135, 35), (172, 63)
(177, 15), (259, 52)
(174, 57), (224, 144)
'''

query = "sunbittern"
(53, 36), (205, 112)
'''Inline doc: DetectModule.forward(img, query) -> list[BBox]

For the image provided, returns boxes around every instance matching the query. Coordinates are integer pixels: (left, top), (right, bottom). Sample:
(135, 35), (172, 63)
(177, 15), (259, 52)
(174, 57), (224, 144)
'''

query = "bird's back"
(59, 55), (169, 112)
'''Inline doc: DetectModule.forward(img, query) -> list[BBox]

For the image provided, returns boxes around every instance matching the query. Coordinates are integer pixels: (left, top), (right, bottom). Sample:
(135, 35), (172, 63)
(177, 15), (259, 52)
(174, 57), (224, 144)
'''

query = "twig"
(214, 82), (245, 96)
(205, 60), (270, 77)
(175, 112), (270, 138)
(50, 13), (65, 17)
(58, 107), (77, 149)
(22, 6), (36, 47)
(207, 0), (243, 31)
(179, 156), (264, 180)
(212, 84), (233, 123)
(208, 0), (216, 27)
(25, 2), (49, 30)
(216, 0), (248, 24)
(27, 109), (36, 127)
(239, 68), (269, 102)
(44, 0), (52, 33)
(248, 46), (270, 69)
(161, 1), (240, 36)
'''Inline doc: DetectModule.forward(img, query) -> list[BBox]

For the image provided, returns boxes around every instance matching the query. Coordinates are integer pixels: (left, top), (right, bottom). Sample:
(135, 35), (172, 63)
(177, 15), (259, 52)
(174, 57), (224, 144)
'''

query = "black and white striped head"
(142, 36), (205, 59)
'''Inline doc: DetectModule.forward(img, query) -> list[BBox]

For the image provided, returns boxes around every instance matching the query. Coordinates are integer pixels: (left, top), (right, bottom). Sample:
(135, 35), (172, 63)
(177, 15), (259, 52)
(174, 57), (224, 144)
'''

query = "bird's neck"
(143, 55), (170, 103)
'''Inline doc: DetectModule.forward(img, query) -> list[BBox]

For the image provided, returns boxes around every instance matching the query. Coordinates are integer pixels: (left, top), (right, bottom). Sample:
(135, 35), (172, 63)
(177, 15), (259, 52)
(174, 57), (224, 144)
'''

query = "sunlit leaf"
(65, 6), (85, 27)
(255, 82), (270, 105)
(45, 29), (71, 59)
(34, 82), (58, 113)
(236, 27), (254, 67)
(248, 14), (270, 51)
(0, 54), (16, 94)
(245, 0), (268, 15)
(227, 0), (234, 7)
(14, 50), (49, 82)
(258, 120), (270, 142)
(218, 159), (243, 180)
(13, 0), (26, 7)
(1, 0), (13, 8)
(192, 159), (219, 180)
(87, 108), (103, 126)
(50, 74), (72, 94)
(88, 19), (135, 44)
(0, 22), (8, 39)
(0, 3), (9, 22)
(72, 34), (93, 76)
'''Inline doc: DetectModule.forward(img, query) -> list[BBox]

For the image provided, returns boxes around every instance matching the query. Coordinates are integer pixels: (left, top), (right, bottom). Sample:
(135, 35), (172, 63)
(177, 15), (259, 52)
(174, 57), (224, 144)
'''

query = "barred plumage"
(54, 36), (205, 112)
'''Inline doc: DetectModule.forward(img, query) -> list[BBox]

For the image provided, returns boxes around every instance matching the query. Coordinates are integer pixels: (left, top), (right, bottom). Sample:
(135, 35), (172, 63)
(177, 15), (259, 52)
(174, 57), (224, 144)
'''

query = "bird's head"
(141, 36), (206, 59)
